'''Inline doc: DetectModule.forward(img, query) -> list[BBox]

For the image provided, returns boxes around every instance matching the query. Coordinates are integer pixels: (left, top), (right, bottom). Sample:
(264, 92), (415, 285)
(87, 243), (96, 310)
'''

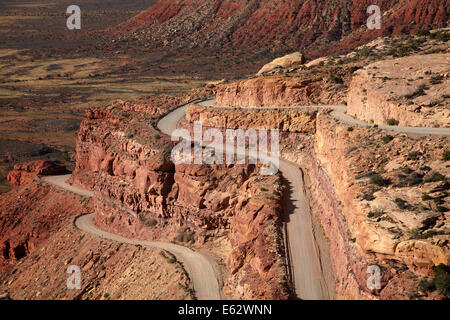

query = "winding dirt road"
(159, 100), (329, 300)
(41, 174), (221, 300)
(198, 99), (450, 137)
(42, 96), (449, 301)
(178, 98), (450, 299)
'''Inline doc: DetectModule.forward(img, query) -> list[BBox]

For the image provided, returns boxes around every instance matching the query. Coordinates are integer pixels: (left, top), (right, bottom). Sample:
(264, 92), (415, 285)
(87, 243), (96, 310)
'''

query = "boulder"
(257, 52), (304, 75)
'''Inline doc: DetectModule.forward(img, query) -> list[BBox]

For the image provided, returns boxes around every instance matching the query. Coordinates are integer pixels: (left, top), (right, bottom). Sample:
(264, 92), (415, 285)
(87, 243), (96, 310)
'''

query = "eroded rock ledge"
(348, 53), (450, 128)
(187, 103), (450, 299)
(70, 99), (289, 299)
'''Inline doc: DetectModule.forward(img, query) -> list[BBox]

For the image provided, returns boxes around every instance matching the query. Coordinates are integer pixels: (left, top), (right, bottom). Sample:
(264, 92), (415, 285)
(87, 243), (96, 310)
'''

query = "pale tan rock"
(347, 53), (450, 128)
(257, 52), (304, 75)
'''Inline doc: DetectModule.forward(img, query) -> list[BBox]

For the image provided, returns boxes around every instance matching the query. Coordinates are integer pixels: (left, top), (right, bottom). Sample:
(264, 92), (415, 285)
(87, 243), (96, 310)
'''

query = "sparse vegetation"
(386, 118), (399, 126)
(394, 198), (410, 210)
(418, 264), (450, 298)
(443, 150), (450, 161)
(407, 151), (421, 161)
(382, 135), (394, 144)
(370, 174), (391, 187)
(368, 208), (384, 219)
(424, 172), (446, 183)
(328, 73), (343, 84)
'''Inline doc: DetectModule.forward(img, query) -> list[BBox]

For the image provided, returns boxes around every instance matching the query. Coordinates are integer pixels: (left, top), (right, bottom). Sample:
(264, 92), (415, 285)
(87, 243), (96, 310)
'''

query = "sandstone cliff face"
(347, 53), (450, 128)
(70, 99), (289, 299)
(216, 77), (319, 107)
(7, 160), (67, 187)
(180, 104), (450, 299)
(313, 112), (449, 295)
(186, 103), (316, 133)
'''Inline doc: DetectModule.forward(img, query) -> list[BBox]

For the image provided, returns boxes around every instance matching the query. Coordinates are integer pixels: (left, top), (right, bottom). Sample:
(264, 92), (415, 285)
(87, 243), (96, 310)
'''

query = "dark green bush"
(415, 29), (430, 37)
(418, 264), (450, 298)
(424, 172), (446, 183)
(443, 150), (450, 161)
(386, 118), (399, 126)
(382, 135), (394, 144)
(394, 198), (410, 210)
(370, 174), (391, 187)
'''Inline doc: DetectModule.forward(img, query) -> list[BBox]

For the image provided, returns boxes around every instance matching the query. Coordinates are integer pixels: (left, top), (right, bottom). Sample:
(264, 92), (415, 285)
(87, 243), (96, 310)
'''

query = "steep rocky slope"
(185, 102), (450, 300)
(183, 35), (450, 299)
(69, 96), (290, 299)
(0, 177), (90, 271)
(113, 0), (449, 60)
(0, 180), (192, 300)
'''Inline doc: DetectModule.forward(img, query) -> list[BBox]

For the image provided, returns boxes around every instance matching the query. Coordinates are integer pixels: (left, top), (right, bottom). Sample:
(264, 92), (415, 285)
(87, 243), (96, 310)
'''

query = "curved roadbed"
(197, 99), (450, 137)
(160, 101), (329, 300)
(41, 97), (449, 301)
(41, 175), (221, 300)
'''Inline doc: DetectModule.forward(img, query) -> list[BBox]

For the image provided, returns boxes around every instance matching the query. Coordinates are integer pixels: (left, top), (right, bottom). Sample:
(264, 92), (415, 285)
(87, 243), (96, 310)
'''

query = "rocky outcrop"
(257, 52), (304, 76)
(216, 77), (319, 107)
(312, 111), (449, 296)
(7, 160), (67, 187)
(70, 100), (290, 299)
(186, 103), (317, 133)
(347, 53), (450, 128)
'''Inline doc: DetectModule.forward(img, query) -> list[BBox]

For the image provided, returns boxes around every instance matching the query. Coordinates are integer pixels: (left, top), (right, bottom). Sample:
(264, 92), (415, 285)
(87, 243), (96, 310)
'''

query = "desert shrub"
(421, 193), (432, 201)
(418, 264), (450, 298)
(328, 73), (343, 84)
(386, 118), (399, 126)
(370, 174), (391, 187)
(368, 208), (384, 219)
(409, 228), (422, 239)
(347, 126), (354, 132)
(362, 192), (375, 201)
(394, 198), (410, 210)
(424, 172), (446, 183)
(407, 173), (424, 186)
(429, 31), (450, 42)
(144, 218), (158, 227)
(407, 151), (422, 160)
(382, 135), (394, 144)
(260, 187), (268, 192)
(430, 75), (443, 85)
(443, 150), (450, 161)
(436, 206), (448, 213)
(402, 167), (414, 174)
(415, 29), (430, 37)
